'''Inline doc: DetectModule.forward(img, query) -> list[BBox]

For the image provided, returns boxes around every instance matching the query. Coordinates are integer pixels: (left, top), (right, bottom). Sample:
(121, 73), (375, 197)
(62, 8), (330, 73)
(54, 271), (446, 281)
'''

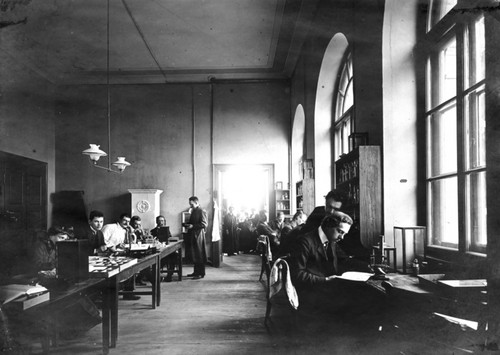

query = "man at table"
(33, 226), (102, 338)
(130, 215), (145, 243)
(102, 213), (139, 300)
(151, 215), (176, 282)
(81, 210), (107, 256)
(33, 226), (70, 276)
(102, 213), (133, 253)
(301, 190), (347, 233)
(184, 196), (208, 279)
(151, 215), (167, 238)
(290, 212), (376, 313)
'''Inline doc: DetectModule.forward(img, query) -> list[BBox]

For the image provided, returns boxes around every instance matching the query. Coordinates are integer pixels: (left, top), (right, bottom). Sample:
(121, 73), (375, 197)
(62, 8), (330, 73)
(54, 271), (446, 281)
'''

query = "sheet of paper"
(335, 271), (374, 282)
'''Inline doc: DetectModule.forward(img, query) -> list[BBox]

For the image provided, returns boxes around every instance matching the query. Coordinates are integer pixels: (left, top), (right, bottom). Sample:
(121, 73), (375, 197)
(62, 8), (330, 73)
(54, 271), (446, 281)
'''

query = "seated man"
(33, 226), (69, 277)
(81, 210), (107, 256)
(290, 212), (377, 314)
(150, 215), (166, 238)
(102, 213), (139, 300)
(278, 210), (307, 257)
(130, 215), (145, 243)
(291, 211), (353, 287)
(151, 215), (176, 282)
(33, 226), (101, 338)
(256, 210), (280, 258)
(301, 190), (347, 233)
(102, 213), (133, 254)
(269, 211), (286, 239)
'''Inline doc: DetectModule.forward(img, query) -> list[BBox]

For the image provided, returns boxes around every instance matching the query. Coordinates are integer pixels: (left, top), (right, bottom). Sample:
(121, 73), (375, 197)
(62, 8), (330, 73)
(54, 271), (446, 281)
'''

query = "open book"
(0, 284), (48, 305)
(331, 271), (374, 282)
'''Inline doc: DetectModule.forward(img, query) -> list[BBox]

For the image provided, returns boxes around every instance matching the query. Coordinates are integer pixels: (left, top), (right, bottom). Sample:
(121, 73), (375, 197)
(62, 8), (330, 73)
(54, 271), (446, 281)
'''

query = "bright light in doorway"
(223, 167), (269, 215)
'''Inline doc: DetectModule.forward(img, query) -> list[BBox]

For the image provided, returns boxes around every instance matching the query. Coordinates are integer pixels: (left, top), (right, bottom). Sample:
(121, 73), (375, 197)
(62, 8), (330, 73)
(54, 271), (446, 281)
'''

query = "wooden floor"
(20, 254), (489, 354)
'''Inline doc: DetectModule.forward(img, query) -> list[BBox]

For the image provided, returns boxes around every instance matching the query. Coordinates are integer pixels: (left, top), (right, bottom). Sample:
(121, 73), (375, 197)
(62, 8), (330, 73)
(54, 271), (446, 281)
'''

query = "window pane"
(464, 16), (485, 87)
(429, 177), (458, 249)
(427, 0), (457, 31)
(466, 171), (487, 253)
(427, 101), (457, 176)
(343, 118), (351, 153)
(464, 86), (485, 169)
(429, 37), (456, 108)
(335, 126), (342, 160)
(343, 80), (353, 114)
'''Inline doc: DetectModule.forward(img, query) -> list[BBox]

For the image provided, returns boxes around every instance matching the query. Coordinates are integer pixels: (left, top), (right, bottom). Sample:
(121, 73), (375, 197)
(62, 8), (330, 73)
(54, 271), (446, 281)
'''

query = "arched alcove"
(291, 104), (305, 212)
(314, 33), (349, 202)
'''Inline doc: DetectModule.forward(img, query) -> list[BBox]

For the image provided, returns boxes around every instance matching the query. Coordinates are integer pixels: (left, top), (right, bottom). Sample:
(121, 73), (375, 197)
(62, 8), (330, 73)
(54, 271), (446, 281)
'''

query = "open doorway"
(213, 164), (274, 263)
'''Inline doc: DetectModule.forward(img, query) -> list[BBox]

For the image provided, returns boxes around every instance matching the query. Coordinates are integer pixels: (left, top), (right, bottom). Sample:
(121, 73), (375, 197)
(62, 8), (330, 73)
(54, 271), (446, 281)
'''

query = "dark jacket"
(189, 206), (208, 263)
(290, 229), (336, 288)
(82, 225), (106, 255)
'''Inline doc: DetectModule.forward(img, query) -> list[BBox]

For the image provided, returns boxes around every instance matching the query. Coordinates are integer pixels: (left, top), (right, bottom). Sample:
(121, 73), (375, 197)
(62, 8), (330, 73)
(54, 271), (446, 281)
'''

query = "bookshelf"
(335, 146), (382, 248)
(296, 178), (315, 215)
(274, 189), (291, 217)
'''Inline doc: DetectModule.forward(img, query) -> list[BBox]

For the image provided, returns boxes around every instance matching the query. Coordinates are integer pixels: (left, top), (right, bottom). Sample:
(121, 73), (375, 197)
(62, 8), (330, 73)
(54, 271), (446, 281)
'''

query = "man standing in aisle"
(184, 196), (208, 279)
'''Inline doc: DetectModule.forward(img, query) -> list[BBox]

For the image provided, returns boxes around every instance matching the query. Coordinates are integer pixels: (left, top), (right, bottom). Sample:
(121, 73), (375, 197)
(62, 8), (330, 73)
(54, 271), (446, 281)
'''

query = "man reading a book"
(291, 211), (353, 287)
(290, 212), (379, 314)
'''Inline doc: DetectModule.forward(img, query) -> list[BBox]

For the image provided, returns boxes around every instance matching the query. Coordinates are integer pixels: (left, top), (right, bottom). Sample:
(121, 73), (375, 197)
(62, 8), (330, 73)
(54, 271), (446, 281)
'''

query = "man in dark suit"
(301, 190), (348, 234)
(291, 211), (378, 314)
(150, 215), (167, 238)
(82, 210), (107, 256)
(184, 196), (208, 279)
(291, 211), (353, 288)
(279, 190), (347, 259)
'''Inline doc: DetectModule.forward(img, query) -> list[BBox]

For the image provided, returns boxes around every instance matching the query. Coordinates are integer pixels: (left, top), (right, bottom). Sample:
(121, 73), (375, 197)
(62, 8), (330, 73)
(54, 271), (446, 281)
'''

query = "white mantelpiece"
(128, 189), (163, 230)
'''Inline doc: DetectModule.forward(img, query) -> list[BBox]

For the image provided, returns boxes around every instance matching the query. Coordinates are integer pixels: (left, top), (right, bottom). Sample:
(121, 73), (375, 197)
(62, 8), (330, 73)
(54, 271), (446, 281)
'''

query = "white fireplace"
(128, 189), (163, 230)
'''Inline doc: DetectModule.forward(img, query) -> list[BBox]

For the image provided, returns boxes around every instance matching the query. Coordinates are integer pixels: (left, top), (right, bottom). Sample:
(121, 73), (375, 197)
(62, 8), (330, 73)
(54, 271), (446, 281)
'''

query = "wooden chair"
(264, 257), (299, 326)
(257, 235), (272, 281)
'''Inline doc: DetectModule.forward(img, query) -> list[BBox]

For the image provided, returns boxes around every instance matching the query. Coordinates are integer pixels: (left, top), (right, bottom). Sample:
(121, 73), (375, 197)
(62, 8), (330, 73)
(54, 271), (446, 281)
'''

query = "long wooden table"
(2, 277), (107, 353)
(5, 241), (184, 354)
(103, 240), (184, 349)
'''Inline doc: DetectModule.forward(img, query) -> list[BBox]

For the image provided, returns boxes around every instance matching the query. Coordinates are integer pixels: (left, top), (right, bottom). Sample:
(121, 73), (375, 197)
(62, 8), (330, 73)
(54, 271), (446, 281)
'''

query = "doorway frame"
(212, 164), (275, 266)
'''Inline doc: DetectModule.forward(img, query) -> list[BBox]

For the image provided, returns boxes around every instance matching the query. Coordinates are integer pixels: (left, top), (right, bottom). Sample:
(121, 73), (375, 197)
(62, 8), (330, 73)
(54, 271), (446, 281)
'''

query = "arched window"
(333, 51), (354, 159)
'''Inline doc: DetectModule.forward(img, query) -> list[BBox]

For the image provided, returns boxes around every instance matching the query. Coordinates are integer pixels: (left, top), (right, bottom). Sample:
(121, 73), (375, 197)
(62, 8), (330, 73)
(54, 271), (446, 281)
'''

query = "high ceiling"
(0, 0), (316, 84)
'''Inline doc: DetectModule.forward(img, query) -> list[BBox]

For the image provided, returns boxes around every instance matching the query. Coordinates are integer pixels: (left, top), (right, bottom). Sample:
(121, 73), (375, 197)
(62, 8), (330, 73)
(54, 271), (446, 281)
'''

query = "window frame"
(333, 50), (354, 160)
(424, 1), (487, 260)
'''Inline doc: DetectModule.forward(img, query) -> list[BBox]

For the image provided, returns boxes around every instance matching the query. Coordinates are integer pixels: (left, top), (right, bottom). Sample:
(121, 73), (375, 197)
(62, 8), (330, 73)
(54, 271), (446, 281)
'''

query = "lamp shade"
(112, 157), (131, 172)
(82, 144), (107, 163)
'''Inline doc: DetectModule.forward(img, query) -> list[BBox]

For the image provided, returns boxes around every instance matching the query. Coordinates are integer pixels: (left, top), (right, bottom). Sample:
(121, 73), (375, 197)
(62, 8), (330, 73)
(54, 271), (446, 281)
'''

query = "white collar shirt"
(102, 222), (127, 248)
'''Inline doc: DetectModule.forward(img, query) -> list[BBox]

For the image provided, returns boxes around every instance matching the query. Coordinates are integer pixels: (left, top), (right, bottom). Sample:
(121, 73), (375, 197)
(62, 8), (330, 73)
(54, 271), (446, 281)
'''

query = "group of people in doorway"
(222, 206), (308, 258)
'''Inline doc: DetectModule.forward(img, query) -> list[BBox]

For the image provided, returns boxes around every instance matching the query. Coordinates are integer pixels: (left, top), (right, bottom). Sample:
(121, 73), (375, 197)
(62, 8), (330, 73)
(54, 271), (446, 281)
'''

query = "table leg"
(101, 286), (110, 354)
(152, 262), (157, 310)
(178, 250), (183, 281)
(156, 255), (161, 307)
(109, 278), (119, 348)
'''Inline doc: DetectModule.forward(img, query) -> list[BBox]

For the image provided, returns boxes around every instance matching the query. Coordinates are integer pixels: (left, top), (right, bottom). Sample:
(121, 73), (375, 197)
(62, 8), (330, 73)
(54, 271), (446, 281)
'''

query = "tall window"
(425, 0), (486, 255)
(334, 51), (354, 159)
